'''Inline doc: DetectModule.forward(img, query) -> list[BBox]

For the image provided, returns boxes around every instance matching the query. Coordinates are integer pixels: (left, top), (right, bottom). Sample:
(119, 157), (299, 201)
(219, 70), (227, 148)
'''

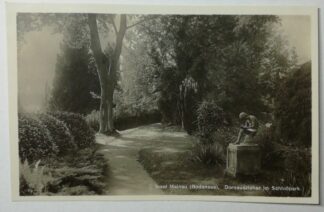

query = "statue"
(226, 112), (261, 177)
(234, 112), (258, 145)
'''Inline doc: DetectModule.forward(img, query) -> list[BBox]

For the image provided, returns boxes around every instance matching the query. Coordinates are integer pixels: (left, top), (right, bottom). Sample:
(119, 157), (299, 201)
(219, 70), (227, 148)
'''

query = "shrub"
(46, 147), (108, 195)
(50, 112), (95, 149)
(265, 148), (311, 197)
(196, 100), (227, 137)
(85, 110), (100, 131)
(18, 114), (58, 162)
(38, 114), (77, 155)
(253, 124), (277, 168)
(274, 62), (311, 147)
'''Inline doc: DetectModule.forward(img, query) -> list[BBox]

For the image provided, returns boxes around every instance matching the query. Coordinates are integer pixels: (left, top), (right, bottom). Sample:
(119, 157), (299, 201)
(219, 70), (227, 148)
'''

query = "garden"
(17, 13), (312, 197)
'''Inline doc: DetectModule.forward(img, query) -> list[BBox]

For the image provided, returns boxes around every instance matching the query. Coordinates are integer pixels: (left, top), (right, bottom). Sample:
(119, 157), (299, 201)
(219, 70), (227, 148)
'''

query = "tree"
(141, 16), (278, 125)
(49, 43), (100, 114)
(18, 13), (146, 134)
(274, 62), (311, 147)
(88, 14), (156, 134)
(87, 14), (127, 134)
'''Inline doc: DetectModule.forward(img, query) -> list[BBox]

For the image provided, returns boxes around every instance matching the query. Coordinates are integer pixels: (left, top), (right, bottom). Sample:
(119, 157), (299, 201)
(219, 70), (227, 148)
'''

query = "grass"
(138, 147), (268, 196)
(138, 143), (311, 197)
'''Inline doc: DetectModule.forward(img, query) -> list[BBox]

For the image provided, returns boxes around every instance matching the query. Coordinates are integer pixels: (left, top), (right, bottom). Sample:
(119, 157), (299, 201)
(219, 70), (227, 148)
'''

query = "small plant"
(50, 111), (95, 149)
(19, 160), (54, 195)
(18, 114), (58, 162)
(191, 141), (225, 166)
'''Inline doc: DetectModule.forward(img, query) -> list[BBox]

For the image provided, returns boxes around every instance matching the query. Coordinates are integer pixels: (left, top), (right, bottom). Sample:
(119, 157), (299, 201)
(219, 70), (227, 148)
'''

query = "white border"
(6, 3), (319, 204)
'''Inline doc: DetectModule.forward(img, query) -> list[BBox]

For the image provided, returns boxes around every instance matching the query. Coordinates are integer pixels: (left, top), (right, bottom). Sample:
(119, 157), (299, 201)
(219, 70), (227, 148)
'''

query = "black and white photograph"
(6, 4), (319, 203)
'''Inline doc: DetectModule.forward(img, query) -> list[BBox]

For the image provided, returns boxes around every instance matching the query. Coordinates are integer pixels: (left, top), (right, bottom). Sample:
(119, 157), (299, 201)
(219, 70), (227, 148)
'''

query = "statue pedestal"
(225, 143), (261, 177)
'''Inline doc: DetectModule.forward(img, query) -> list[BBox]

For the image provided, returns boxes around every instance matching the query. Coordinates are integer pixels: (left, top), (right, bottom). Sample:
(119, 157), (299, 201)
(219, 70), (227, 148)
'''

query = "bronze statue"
(234, 112), (258, 145)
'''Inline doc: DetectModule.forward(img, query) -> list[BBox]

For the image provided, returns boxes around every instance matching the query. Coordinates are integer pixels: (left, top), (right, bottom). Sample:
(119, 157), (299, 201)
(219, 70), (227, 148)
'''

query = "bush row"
(38, 114), (77, 155)
(18, 112), (95, 163)
(18, 114), (58, 163)
(86, 109), (161, 132)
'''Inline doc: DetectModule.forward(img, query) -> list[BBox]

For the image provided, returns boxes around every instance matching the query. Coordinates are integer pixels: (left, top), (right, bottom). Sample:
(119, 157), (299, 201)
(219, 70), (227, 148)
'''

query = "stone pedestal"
(225, 143), (261, 177)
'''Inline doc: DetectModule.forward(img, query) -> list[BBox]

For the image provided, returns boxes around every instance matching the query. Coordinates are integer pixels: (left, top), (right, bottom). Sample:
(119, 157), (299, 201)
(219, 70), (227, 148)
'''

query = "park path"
(96, 123), (193, 195)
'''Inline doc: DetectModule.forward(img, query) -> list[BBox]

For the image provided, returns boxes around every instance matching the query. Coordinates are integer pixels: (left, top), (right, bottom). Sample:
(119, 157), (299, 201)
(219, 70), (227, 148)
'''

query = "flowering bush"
(38, 114), (77, 155)
(50, 112), (95, 149)
(18, 114), (58, 162)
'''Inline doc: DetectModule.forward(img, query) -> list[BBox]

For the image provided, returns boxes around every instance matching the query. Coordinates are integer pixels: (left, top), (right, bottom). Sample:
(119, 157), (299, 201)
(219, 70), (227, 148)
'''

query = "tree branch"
(126, 16), (157, 29)
(109, 16), (118, 34)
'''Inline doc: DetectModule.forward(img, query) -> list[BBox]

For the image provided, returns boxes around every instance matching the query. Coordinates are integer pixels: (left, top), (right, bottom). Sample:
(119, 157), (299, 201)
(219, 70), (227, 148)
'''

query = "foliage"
(140, 15), (294, 126)
(20, 147), (108, 196)
(85, 110), (101, 131)
(191, 100), (234, 167)
(265, 148), (311, 197)
(253, 124), (277, 168)
(19, 160), (54, 195)
(118, 21), (160, 123)
(178, 76), (199, 133)
(156, 67), (182, 125)
(49, 43), (100, 114)
(255, 122), (312, 197)
(86, 109), (161, 131)
(18, 114), (58, 162)
(50, 111), (95, 149)
(190, 141), (225, 167)
(46, 147), (108, 195)
(196, 100), (227, 137)
(38, 114), (77, 155)
(274, 62), (311, 146)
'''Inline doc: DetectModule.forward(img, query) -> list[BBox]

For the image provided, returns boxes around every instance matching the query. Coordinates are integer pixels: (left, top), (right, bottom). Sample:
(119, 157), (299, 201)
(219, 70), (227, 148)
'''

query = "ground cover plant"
(18, 112), (108, 196)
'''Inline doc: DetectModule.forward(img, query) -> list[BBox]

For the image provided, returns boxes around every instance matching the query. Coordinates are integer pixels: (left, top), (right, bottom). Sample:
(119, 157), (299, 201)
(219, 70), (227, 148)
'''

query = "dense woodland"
(17, 14), (311, 196)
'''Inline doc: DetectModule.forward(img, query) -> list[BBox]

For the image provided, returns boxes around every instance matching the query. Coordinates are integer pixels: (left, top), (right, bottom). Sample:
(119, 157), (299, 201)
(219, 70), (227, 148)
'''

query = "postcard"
(6, 3), (319, 204)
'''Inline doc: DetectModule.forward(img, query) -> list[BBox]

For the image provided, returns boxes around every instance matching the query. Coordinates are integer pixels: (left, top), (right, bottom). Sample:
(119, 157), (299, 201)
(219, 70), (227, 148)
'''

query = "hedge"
(38, 114), (77, 155)
(18, 114), (58, 162)
(50, 112), (95, 149)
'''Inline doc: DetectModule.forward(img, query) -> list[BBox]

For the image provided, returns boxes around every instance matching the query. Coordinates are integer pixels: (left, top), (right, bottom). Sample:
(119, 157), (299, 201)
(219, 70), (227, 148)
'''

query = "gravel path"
(96, 123), (193, 195)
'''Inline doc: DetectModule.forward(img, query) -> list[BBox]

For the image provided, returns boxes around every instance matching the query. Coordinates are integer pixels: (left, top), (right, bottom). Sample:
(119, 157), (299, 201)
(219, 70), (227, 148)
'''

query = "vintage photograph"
(7, 4), (319, 203)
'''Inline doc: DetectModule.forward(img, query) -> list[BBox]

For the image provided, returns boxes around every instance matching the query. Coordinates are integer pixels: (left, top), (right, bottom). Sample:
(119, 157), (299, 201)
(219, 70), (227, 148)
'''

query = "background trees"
(137, 15), (297, 133)
(274, 62), (311, 147)
(18, 13), (308, 144)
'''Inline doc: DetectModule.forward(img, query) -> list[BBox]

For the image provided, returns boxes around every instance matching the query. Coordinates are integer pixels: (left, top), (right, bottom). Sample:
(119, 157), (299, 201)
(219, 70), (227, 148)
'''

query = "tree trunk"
(88, 14), (126, 134)
(106, 81), (115, 132)
(99, 82), (109, 133)
(88, 14), (112, 133)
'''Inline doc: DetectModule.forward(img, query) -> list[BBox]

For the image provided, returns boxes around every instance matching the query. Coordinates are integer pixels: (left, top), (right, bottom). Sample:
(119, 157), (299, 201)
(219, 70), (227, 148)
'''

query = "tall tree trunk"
(88, 14), (126, 134)
(88, 14), (112, 133)
(106, 81), (115, 131)
(99, 80), (109, 132)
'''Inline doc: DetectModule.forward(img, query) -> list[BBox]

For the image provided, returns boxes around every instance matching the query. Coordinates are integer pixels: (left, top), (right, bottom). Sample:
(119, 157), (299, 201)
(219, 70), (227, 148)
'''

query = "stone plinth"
(225, 143), (261, 177)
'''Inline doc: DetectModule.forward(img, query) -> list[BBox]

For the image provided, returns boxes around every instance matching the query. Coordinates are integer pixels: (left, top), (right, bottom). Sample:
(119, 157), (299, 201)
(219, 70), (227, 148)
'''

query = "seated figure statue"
(234, 112), (258, 145)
